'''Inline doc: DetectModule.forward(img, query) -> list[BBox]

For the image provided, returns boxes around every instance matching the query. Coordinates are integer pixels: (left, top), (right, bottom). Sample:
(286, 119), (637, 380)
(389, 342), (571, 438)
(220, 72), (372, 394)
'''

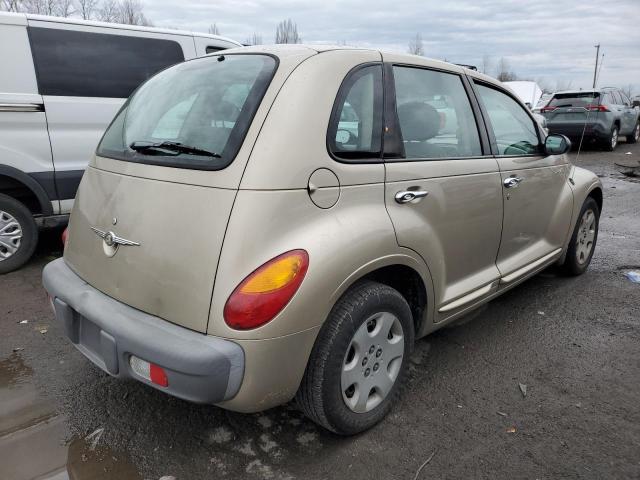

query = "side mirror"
(544, 134), (571, 155)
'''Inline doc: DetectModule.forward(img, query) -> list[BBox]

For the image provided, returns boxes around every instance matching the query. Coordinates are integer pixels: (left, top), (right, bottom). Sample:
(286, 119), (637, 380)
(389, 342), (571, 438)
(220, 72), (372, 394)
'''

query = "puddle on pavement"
(0, 352), (141, 480)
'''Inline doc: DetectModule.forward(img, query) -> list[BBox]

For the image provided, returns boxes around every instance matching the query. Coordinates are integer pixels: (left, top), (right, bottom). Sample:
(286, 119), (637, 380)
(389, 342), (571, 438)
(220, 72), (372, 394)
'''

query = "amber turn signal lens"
(224, 250), (309, 330)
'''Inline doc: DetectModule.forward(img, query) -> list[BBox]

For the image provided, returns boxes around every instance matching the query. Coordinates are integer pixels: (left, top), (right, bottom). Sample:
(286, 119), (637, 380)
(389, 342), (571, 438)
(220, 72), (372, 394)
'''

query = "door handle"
(503, 176), (523, 189)
(395, 190), (429, 204)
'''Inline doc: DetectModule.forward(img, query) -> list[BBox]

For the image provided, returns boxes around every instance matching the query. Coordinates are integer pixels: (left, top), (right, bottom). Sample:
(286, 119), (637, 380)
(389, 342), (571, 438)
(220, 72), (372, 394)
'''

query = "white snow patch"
(209, 426), (233, 444)
(296, 431), (318, 447)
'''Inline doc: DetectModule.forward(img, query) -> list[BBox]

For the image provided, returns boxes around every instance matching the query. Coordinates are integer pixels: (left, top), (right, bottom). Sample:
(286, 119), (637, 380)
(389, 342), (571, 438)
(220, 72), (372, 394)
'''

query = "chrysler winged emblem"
(91, 226), (140, 257)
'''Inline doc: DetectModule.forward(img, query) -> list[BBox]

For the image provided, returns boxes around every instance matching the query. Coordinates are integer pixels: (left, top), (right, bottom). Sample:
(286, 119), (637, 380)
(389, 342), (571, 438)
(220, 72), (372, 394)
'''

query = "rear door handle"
(503, 176), (523, 189)
(395, 190), (429, 204)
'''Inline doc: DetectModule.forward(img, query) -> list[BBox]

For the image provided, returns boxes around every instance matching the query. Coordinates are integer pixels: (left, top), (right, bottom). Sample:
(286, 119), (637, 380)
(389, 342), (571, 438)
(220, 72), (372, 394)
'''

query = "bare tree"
(97, 0), (119, 22)
(621, 84), (635, 99)
(275, 19), (301, 44)
(496, 57), (517, 82)
(55, 0), (74, 17)
(244, 32), (262, 45)
(408, 32), (424, 56)
(208, 23), (220, 35)
(119, 0), (151, 26)
(77, 0), (99, 19)
(1, 0), (22, 11)
(480, 54), (493, 75)
(554, 79), (573, 91)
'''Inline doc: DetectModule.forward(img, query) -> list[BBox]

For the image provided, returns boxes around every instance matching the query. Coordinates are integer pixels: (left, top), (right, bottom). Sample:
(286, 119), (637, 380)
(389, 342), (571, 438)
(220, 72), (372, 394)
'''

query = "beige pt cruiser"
(43, 45), (602, 435)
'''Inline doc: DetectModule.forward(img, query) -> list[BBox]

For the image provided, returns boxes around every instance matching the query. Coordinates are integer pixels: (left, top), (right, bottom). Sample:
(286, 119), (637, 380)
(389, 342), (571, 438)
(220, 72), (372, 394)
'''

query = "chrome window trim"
(0, 103), (44, 112)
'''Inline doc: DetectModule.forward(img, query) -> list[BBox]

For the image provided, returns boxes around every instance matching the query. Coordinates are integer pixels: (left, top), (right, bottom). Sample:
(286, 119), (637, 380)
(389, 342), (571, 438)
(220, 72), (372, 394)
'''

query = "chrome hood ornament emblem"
(91, 226), (140, 257)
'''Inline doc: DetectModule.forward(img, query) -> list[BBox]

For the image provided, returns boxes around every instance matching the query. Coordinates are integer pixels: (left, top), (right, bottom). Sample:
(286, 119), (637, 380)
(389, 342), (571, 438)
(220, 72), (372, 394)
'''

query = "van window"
(328, 65), (383, 161)
(393, 67), (483, 159)
(475, 83), (540, 156)
(28, 27), (185, 98)
(97, 54), (277, 170)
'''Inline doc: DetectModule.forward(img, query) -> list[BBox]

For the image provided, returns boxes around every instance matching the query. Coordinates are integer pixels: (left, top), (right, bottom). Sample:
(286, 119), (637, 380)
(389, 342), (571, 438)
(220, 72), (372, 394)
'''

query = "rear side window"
(475, 83), (540, 156)
(206, 46), (225, 54)
(393, 66), (483, 159)
(28, 27), (185, 98)
(328, 64), (383, 161)
(97, 54), (277, 170)
(549, 92), (600, 108)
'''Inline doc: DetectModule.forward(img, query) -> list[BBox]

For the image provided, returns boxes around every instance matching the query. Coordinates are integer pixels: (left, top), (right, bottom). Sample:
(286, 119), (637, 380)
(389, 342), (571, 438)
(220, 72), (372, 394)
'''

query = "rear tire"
(296, 280), (414, 435)
(626, 122), (640, 144)
(561, 197), (599, 276)
(603, 125), (618, 151)
(0, 194), (38, 274)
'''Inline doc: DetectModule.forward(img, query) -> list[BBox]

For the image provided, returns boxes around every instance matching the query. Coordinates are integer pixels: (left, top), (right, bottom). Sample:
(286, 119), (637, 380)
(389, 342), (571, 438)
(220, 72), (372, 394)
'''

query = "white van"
(0, 11), (240, 273)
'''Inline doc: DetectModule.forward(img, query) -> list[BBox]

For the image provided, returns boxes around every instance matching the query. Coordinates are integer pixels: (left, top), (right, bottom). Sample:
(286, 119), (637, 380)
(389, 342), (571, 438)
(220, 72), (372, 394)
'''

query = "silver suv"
(542, 87), (640, 151)
(43, 46), (602, 435)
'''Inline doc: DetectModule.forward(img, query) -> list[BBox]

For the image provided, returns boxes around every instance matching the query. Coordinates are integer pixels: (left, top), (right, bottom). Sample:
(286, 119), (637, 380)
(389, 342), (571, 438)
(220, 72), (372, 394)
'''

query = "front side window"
(475, 83), (540, 156)
(393, 66), (483, 159)
(97, 54), (277, 170)
(28, 27), (185, 98)
(328, 65), (383, 161)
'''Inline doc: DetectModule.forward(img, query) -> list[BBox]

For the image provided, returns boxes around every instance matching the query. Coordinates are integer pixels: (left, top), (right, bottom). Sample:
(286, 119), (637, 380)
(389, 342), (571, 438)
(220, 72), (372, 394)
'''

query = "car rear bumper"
(42, 257), (244, 404)
(546, 121), (610, 140)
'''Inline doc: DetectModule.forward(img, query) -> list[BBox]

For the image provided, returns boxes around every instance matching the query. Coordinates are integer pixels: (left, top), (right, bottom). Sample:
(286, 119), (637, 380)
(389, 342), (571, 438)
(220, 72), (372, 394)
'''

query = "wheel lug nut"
(364, 368), (371, 377)
(376, 348), (382, 358)
(362, 357), (368, 366)
(369, 346), (375, 354)
(373, 363), (379, 372)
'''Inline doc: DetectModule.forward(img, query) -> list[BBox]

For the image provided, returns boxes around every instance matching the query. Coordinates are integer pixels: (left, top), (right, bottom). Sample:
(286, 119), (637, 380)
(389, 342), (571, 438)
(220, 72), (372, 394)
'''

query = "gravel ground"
(1, 141), (639, 480)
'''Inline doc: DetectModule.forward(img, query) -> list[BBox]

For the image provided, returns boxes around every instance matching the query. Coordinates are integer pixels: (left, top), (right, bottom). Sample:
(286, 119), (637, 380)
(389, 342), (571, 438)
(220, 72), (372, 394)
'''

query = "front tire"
(626, 121), (640, 144)
(561, 197), (599, 276)
(296, 280), (414, 435)
(0, 194), (39, 274)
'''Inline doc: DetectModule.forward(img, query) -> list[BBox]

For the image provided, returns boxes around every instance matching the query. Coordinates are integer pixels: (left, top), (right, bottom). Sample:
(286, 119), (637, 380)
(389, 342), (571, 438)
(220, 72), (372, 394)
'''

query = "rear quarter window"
(28, 27), (185, 98)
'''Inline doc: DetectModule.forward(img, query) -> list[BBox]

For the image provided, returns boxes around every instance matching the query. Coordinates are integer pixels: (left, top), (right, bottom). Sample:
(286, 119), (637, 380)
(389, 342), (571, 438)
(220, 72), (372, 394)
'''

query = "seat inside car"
(397, 101), (450, 158)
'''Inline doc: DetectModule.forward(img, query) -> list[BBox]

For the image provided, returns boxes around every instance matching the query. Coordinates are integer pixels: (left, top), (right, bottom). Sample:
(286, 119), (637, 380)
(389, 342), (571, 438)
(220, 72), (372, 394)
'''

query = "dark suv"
(541, 87), (640, 151)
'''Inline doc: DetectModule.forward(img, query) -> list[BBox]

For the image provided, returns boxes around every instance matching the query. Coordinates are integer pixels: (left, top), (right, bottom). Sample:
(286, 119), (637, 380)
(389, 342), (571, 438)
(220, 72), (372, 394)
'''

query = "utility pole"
(593, 44), (600, 88)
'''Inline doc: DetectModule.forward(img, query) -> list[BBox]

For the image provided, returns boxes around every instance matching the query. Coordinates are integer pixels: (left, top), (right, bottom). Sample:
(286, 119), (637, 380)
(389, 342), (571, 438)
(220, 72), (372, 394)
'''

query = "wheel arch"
(0, 165), (53, 216)
(329, 253), (435, 338)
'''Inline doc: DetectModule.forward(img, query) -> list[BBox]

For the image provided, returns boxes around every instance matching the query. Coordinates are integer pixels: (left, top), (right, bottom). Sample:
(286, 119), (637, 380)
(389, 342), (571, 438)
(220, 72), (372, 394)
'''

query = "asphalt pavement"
(1, 141), (639, 480)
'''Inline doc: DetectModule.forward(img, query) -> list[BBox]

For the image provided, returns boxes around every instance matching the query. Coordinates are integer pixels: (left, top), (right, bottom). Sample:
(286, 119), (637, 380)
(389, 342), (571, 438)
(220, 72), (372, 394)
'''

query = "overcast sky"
(145, 0), (640, 94)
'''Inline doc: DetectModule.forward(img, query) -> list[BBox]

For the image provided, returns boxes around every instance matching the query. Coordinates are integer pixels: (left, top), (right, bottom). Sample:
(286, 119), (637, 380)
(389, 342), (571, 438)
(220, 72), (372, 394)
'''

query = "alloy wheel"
(341, 312), (405, 413)
(0, 210), (23, 261)
(575, 209), (596, 265)
(634, 123), (640, 142)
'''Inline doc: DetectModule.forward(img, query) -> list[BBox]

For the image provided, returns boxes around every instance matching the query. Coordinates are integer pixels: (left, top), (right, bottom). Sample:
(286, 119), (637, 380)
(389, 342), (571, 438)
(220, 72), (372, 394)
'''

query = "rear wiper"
(129, 141), (221, 158)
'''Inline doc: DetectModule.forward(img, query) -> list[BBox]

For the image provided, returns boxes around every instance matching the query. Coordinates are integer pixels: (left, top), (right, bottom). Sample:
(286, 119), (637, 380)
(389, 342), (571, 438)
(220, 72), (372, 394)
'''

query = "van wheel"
(627, 122), (640, 144)
(603, 125), (618, 151)
(296, 280), (414, 435)
(0, 194), (38, 274)
(561, 197), (599, 276)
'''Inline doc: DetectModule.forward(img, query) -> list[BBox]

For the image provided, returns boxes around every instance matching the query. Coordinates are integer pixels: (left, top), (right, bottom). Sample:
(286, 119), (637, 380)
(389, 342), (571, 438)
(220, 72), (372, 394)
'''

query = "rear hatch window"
(97, 54), (277, 170)
(548, 92), (600, 108)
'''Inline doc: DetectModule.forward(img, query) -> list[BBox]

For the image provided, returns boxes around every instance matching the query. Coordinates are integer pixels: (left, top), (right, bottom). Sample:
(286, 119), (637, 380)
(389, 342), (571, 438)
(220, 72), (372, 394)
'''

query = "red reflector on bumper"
(150, 363), (169, 387)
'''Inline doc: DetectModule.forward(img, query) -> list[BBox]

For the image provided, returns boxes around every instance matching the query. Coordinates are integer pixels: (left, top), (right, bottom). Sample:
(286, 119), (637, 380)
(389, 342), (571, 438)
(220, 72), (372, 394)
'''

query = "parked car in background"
(0, 11), (240, 273)
(504, 81), (543, 109)
(532, 93), (553, 113)
(44, 45), (602, 435)
(541, 87), (640, 151)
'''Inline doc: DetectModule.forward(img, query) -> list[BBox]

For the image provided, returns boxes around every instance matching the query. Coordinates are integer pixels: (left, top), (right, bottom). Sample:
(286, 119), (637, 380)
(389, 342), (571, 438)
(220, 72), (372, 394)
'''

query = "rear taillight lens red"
(585, 104), (609, 112)
(224, 250), (309, 330)
(61, 228), (68, 248)
(541, 106), (557, 113)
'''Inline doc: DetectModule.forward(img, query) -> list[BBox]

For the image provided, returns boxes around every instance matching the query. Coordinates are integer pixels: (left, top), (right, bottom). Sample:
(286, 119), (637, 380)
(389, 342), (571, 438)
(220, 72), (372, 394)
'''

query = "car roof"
(0, 11), (241, 45)
(222, 44), (502, 86)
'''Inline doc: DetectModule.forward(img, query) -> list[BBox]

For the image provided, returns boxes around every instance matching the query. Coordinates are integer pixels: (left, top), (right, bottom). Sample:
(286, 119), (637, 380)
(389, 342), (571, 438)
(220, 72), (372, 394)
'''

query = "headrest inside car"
(397, 102), (440, 141)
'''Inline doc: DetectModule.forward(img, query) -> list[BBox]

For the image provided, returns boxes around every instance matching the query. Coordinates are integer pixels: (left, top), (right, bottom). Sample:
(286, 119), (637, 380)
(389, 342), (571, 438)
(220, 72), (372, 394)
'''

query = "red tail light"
(585, 104), (609, 112)
(224, 250), (309, 330)
(540, 106), (556, 113)
(61, 227), (68, 248)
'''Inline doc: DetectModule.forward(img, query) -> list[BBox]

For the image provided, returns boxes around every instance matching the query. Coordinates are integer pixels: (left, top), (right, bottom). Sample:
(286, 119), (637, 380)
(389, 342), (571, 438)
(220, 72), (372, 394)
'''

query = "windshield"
(549, 92), (600, 108)
(97, 54), (277, 170)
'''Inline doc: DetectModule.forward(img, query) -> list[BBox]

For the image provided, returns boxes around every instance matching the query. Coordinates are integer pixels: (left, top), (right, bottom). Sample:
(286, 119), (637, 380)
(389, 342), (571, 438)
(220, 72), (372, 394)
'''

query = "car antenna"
(576, 52), (605, 164)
